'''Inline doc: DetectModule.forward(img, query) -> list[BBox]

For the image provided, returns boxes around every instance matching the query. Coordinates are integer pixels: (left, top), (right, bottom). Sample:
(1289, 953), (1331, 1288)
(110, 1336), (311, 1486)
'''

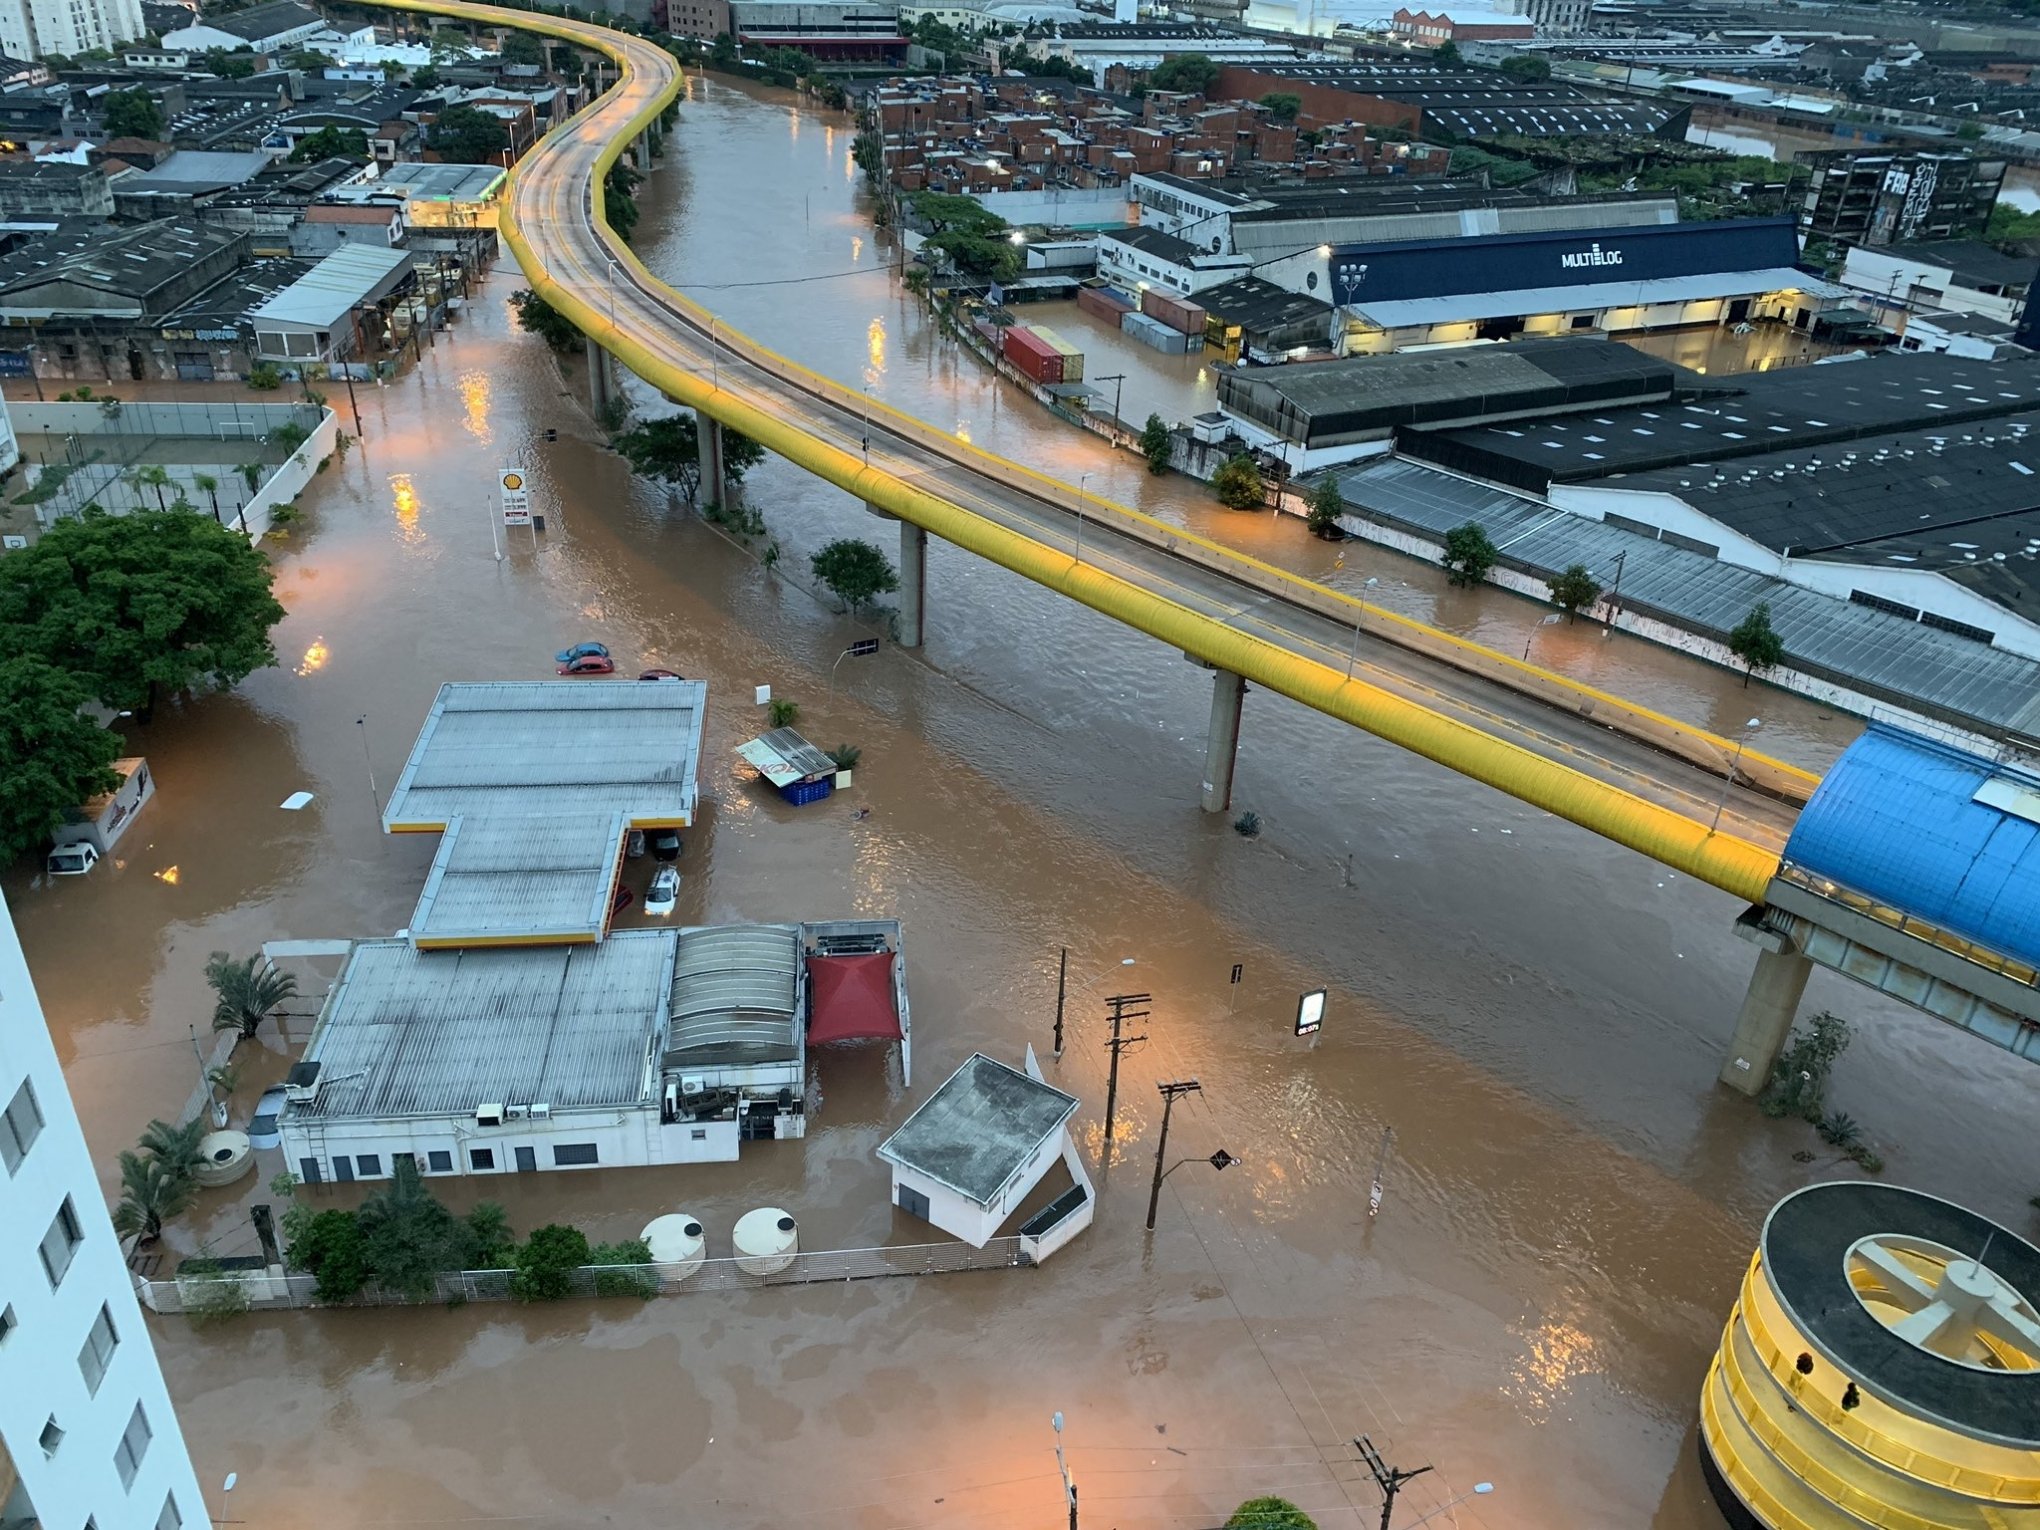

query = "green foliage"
(1441, 522), (1498, 587)
(500, 27), (545, 65)
(1728, 601), (1785, 683)
(205, 951), (298, 1041)
(1548, 562), (1602, 619)
(768, 697), (801, 729)
(826, 743), (861, 769)
(288, 1208), (371, 1301)
(113, 1118), (206, 1244)
(102, 87), (164, 140)
(130, 464), (173, 511)
(1233, 810), (1261, 838)
(177, 1256), (251, 1324)
(909, 191), (1018, 281)
(202, 47), (257, 78)
(270, 421), (309, 454)
(246, 361), (282, 390)
(289, 125), (370, 162)
(0, 509), (285, 717)
(605, 161), (641, 242)
(811, 537), (900, 612)
(1139, 413), (1174, 475)
(1304, 476), (1345, 539)
(997, 44), (1090, 83)
(1446, 143), (1540, 187)
(411, 64), (442, 90)
(284, 48), (336, 71)
(1761, 1011), (1851, 1122)
(1212, 453), (1265, 511)
(1498, 53), (1550, 81)
(465, 1202), (515, 1268)
(1226, 1498), (1316, 1530)
(1258, 91), (1302, 122)
(511, 287), (581, 353)
(1433, 39), (1462, 64)
(1988, 201), (2040, 247)
(357, 1158), (474, 1299)
(1148, 52), (1220, 94)
(429, 104), (509, 164)
(0, 657), (119, 862)
(709, 30), (738, 67)
(511, 1223), (591, 1302)
(588, 1238), (658, 1297)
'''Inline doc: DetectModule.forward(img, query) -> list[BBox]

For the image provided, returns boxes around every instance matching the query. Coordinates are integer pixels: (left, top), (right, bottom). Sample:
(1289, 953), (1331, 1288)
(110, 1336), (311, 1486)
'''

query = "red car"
(558, 654), (616, 676)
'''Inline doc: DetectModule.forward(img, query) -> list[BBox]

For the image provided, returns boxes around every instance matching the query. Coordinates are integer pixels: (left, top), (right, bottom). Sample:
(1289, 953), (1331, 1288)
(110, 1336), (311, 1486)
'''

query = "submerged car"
(558, 654), (616, 676)
(645, 865), (680, 916)
(638, 668), (684, 682)
(556, 641), (610, 664)
(650, 829), (681, 862)
(248, 1085), (289, 1151)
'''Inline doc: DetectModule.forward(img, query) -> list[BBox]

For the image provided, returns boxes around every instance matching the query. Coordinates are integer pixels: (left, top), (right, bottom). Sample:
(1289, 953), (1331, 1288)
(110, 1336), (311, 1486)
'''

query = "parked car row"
(553, 640), (686, 681)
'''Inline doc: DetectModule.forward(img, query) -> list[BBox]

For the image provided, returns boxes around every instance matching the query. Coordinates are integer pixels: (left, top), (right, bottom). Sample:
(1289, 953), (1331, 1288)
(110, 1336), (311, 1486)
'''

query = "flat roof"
(878, 1053), (1078, 1207)
(736, 727), (837, 788)
(1888, 239), (2036, 292)
(367, 162), (505, 200)
(1355, 269), (1835, 331)
(290, 931), (674, 1121)
(666, 923), (802, 1064)
(383, 681), (708, 830)
(408, 809), (628, 948)
(250, 241), (410, 329)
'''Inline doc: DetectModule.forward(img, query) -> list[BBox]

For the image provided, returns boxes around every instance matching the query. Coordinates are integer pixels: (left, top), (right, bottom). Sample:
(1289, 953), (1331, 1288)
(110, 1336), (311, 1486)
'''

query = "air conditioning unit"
(475, 1103), (504, 1128)
(529, 1103), (551, 1120)
(679, 1076), (706, 1097)
(505, 1105), (528, 1120)
(284, 1060), (323, 1103)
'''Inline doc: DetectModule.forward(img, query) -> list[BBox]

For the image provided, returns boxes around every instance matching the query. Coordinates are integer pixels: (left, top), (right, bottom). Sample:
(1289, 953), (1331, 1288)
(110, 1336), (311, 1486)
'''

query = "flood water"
(9, 75), (2040, 1530)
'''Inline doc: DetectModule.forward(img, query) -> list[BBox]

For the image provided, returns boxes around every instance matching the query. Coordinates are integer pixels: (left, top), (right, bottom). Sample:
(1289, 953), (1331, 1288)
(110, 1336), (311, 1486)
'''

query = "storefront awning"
(806, 953), (901, 1045)
(1353, 269), (1848, 331)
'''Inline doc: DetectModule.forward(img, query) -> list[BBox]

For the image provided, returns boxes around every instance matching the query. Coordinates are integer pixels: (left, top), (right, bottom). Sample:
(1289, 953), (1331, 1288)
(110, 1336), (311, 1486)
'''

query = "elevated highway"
(373, 0), (1807, 912)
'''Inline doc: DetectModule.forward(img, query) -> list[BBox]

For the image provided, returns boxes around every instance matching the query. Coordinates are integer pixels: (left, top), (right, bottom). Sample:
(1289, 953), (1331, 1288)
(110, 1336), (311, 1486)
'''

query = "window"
(332, 1155), (354, 1183)
(427, 1150), (452, 1173)
(156, 1497), (184, 1530)
(355, 1154), (382, 1177)
(39, 1197), (83, 1289)
(39, 1417), (62, 1455)
(689, 1128), (707, 1141)
(77, 1304), (119, 1396)
(113, 1403), (151, 1489)
(2, 1076), (43, 1172)
(469, 1147), (495, 1170)
(552, 1143), (598, 1166)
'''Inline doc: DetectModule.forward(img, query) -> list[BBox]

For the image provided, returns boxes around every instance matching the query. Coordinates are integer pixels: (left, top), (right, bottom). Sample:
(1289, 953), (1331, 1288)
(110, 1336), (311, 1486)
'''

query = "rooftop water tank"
(732, 1207), (798, 1276)
(192, 1130), (254, 1188)
(641, 1212), (707, 1283)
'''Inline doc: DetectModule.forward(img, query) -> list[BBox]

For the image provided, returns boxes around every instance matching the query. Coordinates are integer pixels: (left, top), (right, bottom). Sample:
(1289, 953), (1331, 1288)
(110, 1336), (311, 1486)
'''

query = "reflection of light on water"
(867, 315), (886, 373)
(459, 370), (493, 443)
(389, 472), (421, 544)
(153, 866), (180, 885)
(824, 124), (835, 151)
(1504, 1317), (1601, 1419)
(956, 421), (972, 443)
(296, 638), (329, 677)
(844, 148), (856, 182)
(852, 235), (863, 264)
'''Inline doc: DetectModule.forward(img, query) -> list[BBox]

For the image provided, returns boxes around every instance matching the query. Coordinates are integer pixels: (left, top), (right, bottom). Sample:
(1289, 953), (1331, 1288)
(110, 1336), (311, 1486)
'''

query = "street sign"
(849, 638), (880, 657)
(499, 466), (531, 527)
(1294, 988), (1326, 1037)
(1229, 963), (1243, 985)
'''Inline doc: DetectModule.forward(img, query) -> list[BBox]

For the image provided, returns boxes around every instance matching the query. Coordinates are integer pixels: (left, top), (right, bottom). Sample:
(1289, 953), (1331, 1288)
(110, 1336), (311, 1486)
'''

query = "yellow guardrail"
(361, 0), (1785, 903)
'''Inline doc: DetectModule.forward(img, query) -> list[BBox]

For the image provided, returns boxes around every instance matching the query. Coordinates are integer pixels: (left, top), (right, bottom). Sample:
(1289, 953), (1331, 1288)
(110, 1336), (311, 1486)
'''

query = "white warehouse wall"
(0, 891), (206, 1530)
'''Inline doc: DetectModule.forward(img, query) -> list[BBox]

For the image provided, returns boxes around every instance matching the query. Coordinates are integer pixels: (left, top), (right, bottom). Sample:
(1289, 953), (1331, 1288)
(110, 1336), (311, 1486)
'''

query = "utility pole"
(1100, 992), (1149, 1149)
(1146, 1080), (1199, 1230)
(1604, 548), (1627, 627)
(1052, 946), (1068, 1059)
(1356, 1436), (1432, 1530)
(1053, 1412), (1077, 1530)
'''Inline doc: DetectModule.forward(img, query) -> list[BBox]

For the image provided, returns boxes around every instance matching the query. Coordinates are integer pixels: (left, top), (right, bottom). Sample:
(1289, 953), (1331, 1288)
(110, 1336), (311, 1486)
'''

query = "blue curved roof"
(1783, 725), (2040, 970)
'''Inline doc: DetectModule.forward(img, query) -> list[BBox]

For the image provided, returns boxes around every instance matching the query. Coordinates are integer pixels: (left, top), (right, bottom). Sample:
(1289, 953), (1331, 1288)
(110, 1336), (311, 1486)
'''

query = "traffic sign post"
(830, 637), (881, 693)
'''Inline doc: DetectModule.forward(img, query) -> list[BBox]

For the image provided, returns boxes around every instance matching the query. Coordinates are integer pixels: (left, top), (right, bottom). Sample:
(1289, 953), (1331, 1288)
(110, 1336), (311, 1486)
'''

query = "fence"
(137, 1238), (1029, 1316)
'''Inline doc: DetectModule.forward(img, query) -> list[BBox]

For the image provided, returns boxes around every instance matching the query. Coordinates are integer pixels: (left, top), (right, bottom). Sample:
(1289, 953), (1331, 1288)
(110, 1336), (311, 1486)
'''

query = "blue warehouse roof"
(1782, 724), (2040, 969)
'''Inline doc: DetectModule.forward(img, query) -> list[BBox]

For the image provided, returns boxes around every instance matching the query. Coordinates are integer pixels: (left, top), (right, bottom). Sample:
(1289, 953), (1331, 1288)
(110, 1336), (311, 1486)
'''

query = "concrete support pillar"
(586, 338), (617, 419)
(699, 416), (729, 508)
(1200, 668), (1246, 814)
(898, 521), (927, 648)
(1719, 946), (1814, 1095)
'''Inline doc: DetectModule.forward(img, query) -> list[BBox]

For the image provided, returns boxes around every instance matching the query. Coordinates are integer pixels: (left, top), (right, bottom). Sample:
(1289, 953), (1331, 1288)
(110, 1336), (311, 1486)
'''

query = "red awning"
(806, 953), (901, 1045)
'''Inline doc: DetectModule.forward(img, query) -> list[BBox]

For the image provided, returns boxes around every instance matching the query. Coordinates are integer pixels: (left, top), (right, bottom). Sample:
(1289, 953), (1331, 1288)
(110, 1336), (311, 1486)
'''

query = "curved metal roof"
(1781, 724), (2040, 968)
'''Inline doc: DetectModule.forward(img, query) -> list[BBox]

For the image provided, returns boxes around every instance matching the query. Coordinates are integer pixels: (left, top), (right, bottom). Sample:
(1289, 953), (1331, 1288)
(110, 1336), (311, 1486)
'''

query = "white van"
(46, 843), (100, 876)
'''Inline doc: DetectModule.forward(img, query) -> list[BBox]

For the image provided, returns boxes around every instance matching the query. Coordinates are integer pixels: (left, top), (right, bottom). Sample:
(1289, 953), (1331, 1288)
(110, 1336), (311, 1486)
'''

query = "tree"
(1304, 476), (1345, 539)
(1212, 453), (1265, 511)
(1728, 601), (1785, 686)
(0, 509), (286, 718)
(1761, 1011), (1851, 1122)
(411, 63), (442, 90)
(511, 1223), (591, 1301)
(429, 104), (509, 164)
(1225, 1499), (1317, 1530)
(909, 190), (1020, 282)
(611, 413), (762, 502)
(811, 538), (899, 612)
(201, 47), (257, 78)
(464, 1202), (515, 1268)
(1498, 53), (1550, 81)
(102, 87), (164, 140)
(998, 45), (1090, 84)
(289, 125), (370, 162)
(1139, 413), (1174, 475)
(1547, 562), (1602, 620)
(357, 1157), (474, 1298)
(287, 1208), (370, 1301)
(1441, 521), (1497, 587)
(0, 658), (119, 863)
(1434, 39), (1463, 64)
(1148, 52), (1220, 94)
(192, 472), (223, 525)
(605, 161), (641, 242)
(510, 287), (581, 352)
(499, 28), (545, 66)
(284, 48), (336, 71)
(113, 1150), (195, 1244)
(709, 30), (738, 68)
(205, 951), (298, 1042)
(1258, 91), (1302, 122)
(131, 464), (172, 511)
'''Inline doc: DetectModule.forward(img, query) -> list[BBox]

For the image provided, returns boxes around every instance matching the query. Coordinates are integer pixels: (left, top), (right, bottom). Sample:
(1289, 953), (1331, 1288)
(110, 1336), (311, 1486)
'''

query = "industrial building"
(1799, 149), (2007, 249)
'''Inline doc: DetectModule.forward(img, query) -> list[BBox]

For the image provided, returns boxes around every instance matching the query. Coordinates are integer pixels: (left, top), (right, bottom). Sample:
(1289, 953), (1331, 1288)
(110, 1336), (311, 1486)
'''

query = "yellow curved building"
(1701, 1182), (2040, 1529)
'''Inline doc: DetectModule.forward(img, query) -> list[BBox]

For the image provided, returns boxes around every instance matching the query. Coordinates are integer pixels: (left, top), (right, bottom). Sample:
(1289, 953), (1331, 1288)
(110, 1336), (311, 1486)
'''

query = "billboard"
(499, 466), (531, 528)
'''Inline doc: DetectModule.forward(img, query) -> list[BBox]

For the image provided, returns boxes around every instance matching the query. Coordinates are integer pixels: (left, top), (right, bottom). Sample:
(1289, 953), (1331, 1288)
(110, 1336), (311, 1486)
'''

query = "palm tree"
(205, 952), (298, 1043)
(139, 1115), (207, 1180)
(193, 471), (222, 524)
(112, 1149), (197, 1244)
(131, 463), (172, 511)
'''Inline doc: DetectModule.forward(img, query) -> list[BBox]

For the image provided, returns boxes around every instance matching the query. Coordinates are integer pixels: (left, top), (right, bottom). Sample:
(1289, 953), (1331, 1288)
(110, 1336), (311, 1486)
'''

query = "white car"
(248, 1085), (289, 1151)
(46, 842), (99, 876)
(645, 865), (680, 916)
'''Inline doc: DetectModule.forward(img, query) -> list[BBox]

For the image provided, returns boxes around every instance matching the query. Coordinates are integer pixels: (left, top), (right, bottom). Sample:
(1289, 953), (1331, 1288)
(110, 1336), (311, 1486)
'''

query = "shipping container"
(1078, 284), (1135, 326)
(1123, 311), (1196, 355)
(1029, 324), (1085, 383)
(1002, 324), (1064, 384)
(1141, 289), (1207, 335)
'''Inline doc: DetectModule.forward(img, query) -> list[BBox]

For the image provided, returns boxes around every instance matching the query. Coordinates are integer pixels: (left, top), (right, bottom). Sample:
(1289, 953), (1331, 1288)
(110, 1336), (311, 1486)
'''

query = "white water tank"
(192, 1130), (254, 1188)
(641, 1213), (707, 1283)
(732, 1207), (798, 1275)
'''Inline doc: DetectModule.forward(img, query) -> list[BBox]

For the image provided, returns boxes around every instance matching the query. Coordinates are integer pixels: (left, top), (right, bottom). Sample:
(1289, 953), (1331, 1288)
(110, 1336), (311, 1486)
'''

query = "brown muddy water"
(7, 75), (2039, 1530)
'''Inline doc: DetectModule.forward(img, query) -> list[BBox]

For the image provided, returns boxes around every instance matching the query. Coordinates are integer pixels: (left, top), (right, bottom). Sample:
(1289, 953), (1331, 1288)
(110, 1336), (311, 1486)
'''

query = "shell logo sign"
(499, 466), (531, 527)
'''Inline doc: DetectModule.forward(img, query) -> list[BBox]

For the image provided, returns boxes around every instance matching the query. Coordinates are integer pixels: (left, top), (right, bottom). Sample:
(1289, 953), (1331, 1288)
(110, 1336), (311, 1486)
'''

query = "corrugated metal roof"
(409, 810), (626, 945)
(250, 241), (411, 330)
(292, 932), (674, 1120)
(1355, 269), (1839, 331)
(667, 923), (801, 1062)
(877, 1053), (1078, 1207)
(1782, 724), (2040, 969)
(736, 727), (837, 788)
(1331, 457), (2040, 738)
(384, 681), (707, 828)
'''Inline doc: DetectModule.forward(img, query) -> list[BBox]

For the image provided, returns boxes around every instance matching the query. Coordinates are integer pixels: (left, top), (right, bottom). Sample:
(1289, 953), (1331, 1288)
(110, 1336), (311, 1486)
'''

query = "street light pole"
(1356, 1436), (1433, 1530)
(1145, 1079), (1199, 1230)
(1711, 717), (1761, 833)
(1076, 472), (1089, 563)
(1052, 1412), (1077, 1530)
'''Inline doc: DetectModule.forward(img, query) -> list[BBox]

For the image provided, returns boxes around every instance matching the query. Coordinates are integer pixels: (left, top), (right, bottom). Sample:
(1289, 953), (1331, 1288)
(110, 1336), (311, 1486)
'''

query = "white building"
(159, 0), (348, 55)
(1, 893), (207, 1530)
(0, 0), (144, 62)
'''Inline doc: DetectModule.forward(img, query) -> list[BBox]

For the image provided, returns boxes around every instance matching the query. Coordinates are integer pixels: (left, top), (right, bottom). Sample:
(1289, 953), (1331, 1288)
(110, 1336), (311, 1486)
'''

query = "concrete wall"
(893, 1167), (999, 1247)
(976, 185), (1130, 228)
